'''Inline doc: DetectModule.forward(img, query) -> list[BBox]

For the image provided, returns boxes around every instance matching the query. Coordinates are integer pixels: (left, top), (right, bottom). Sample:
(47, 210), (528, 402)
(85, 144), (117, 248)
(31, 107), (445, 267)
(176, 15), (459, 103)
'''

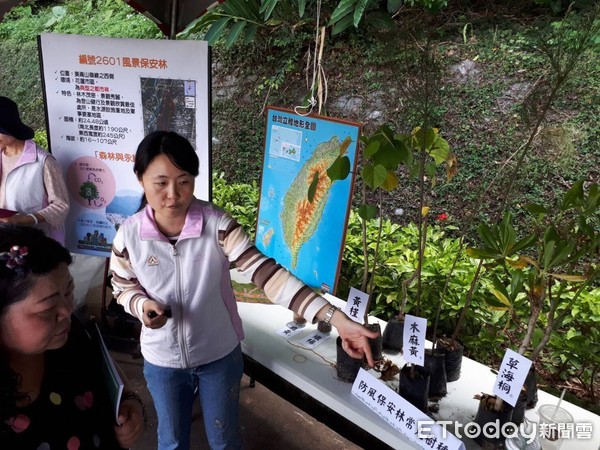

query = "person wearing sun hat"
(0, 96), (69, 244)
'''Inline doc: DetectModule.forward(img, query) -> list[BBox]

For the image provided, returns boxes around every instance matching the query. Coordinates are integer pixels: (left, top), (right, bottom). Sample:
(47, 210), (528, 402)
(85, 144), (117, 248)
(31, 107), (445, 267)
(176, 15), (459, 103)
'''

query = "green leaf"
(329, 0), (356, 25)
(491, 276), (510, 304)
(205, 17), (231, 44)
(541, 226), (578, 269)
(477, 222), (500, 251)
(550, 273), (587, 282)
(377, 124), (396, 146)
(358, 204), (378, 221)
(387, 0), (403, 14)
(326, 156), (351, 181)
(243, 24), (259, 44)
(223, 0), (260, 20)
(498, 213), (516, 256)
(425, 162), (436, 180)
(542, 237), (557, 270)
(370, 137), (408, 171)
(364, 140), (380, 158)
(52, 5), (67, 18)
(259, 0), (278, 19)
(484, 293), (511, 310)
(365, 10), (396, 30)
(561, 179), (584, 210)
(45, 16), (57, 27)
(509, 271), (525, 300)
(382, 171), (399, 191)
(429, 136), (450, 165)
(362, 164), (388, 189)
(512, 233), (537, 254)
(526, 203), (550, 215)
(353, 0), (370, 28)
(297, 0), (306, 17)
(182, 11), (221, 36)
(307, 171), (319, 203)
(225, 21), (247, 48)
(466, 247), (500, 259)
(331, 13), (355, 35)
(531, 328), (544, 348)
(548, 240), (576, 269)
(490, 289), (511, 308)
(584, 182), (600, 214)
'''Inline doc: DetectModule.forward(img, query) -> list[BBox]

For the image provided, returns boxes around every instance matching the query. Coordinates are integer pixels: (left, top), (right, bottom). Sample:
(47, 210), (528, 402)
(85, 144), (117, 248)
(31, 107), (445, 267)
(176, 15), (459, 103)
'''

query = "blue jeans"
(144, 345), (244, 450)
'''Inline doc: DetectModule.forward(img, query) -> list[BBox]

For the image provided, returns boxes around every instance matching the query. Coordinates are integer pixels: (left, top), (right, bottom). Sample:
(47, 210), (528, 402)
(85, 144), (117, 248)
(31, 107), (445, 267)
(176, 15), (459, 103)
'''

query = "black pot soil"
(398, 364), (430, 413)
(524, 367), (538, 409)
(317, 320), (332, 333)
(367, 322), (383, 360)
(436, 339), (463, 382)
(470, 395), (514, 449)
(511, 390), (528, 426)
(336, 336), (362, 383)
(424, 349), (447, 398)
(382, 316), (404, 352)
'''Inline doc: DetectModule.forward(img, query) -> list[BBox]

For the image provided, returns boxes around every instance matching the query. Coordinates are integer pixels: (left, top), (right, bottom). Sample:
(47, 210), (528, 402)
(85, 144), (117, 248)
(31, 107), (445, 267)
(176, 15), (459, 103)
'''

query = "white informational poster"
(38, 33), (211, 256)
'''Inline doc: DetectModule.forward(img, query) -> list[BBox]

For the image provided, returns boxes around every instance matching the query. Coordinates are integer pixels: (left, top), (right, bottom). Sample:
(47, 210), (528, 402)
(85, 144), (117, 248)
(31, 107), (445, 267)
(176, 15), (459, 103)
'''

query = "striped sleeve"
(219, 212), (329, 323)
(109, 229), (148, 321)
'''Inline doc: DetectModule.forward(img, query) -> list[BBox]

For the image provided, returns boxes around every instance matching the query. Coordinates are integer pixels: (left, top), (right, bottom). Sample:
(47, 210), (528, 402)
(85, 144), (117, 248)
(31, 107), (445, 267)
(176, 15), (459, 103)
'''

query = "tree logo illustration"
(79, 180), (100, 205)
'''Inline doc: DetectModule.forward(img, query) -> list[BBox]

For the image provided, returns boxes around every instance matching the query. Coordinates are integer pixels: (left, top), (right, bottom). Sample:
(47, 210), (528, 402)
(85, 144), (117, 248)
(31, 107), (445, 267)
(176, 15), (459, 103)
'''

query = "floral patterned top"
(1, 318), (122, 450)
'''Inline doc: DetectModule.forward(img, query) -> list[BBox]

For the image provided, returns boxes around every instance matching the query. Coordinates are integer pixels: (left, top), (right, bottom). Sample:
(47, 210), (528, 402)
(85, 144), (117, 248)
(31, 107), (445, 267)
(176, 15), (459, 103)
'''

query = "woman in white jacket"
(0, 97), (69, 244)
(110, 131), (377, 450)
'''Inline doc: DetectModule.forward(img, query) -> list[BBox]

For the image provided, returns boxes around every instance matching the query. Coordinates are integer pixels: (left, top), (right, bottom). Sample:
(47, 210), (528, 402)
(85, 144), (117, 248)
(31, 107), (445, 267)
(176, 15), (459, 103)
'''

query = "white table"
(237, 302), (600, 450)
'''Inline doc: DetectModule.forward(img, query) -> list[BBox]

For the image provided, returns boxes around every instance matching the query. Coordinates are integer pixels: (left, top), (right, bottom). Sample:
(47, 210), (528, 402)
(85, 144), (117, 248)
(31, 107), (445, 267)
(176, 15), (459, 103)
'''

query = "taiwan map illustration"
(255, 110), (360, 291)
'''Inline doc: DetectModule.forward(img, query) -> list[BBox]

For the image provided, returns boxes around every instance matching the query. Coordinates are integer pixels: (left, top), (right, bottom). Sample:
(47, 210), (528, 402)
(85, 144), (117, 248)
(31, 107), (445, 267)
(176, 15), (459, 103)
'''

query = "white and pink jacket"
(110, 199), (328, 369)
(0, 140), (69, 244)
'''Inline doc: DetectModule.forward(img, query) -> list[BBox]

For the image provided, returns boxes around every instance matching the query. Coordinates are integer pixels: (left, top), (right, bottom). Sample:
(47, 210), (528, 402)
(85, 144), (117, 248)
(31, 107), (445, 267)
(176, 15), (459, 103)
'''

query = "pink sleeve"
(38, 156), (70, 227)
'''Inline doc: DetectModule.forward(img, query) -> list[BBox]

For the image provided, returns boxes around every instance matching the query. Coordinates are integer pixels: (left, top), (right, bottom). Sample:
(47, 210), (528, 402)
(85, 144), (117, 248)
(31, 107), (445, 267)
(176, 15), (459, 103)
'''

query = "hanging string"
(294, 0), (325, 116)
(316, 25), (328, 115)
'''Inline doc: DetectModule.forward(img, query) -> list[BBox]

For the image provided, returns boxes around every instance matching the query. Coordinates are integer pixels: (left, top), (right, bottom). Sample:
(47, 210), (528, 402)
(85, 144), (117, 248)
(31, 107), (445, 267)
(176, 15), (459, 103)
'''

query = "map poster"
(38, 33), (210, 256)
(255, 107), (360, 293)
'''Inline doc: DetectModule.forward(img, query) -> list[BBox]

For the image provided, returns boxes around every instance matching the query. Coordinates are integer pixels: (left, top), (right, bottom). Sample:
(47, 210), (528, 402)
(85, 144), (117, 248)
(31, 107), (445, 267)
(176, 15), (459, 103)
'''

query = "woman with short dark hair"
(111, 130), (378, 450)
(0, 225), (144, 448)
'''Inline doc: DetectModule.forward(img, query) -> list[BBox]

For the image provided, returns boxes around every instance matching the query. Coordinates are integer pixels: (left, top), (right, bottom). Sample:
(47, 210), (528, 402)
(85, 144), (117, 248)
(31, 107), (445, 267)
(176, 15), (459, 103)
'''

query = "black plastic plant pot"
(524, 367), (538, 409)
(336, 336), (362, 383)
(366, 322), (383, 360)
(470, 396), (514, 449)
(511, 390), (528, 426)
(424, 349), (447, 398)
(398, 364), (430, 413)
(382, 316), (404, 352)
(436, 339), (463, 382)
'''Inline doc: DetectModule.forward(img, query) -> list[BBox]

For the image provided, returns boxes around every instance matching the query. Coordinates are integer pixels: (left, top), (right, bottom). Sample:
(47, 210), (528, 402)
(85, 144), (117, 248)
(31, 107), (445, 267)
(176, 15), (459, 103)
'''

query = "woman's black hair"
(134, 131), (200, 211)
(0, 225), (72, 421)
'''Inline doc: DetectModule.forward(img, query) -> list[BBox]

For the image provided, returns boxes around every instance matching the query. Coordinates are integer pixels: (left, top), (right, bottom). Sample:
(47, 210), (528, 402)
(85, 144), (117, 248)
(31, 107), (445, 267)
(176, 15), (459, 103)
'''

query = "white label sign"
(352, 369), (465, 450)
(492, 348), (532, 406)
(276, 324), (305, 338)
(403, 314), (427, 366)
(343, 287), (369, 324)
(297, 331), (330, 349)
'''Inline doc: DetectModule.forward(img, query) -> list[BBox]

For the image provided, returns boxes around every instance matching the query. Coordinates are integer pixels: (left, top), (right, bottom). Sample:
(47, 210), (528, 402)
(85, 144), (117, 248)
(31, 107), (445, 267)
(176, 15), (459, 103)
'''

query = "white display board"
(38, 33), (211, 256)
